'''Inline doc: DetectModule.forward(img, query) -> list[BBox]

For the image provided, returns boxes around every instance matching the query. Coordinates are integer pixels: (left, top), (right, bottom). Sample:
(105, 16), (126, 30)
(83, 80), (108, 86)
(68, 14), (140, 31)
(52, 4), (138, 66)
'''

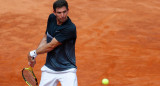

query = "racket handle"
(29, 66), (33, 71)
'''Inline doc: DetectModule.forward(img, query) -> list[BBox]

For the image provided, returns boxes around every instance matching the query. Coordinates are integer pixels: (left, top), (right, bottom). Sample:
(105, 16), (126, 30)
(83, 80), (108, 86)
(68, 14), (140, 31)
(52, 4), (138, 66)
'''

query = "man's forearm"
(37, 35), (47, 49)
(36, 43), (55, 54)
(36, 38), (61, 55)
(30, 37), (61, 58)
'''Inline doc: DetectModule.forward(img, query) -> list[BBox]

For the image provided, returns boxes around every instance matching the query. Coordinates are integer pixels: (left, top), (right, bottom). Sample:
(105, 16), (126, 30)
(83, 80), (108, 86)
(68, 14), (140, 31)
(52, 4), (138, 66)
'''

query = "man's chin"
(60, 19), (67, 23)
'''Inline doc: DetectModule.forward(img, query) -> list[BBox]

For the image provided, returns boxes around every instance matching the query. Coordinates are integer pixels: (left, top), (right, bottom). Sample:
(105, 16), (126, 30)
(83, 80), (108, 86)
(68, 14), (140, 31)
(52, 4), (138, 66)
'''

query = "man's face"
(54, 6), (69, 23)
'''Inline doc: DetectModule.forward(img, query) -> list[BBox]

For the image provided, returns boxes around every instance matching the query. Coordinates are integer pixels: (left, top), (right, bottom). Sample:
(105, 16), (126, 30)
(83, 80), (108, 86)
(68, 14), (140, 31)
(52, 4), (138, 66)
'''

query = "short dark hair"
(53, 0), (68, 12)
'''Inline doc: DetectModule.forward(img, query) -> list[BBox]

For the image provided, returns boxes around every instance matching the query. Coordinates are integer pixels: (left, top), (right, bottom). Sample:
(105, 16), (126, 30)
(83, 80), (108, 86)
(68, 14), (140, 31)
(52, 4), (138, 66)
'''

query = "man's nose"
(61, 13), (64, 17)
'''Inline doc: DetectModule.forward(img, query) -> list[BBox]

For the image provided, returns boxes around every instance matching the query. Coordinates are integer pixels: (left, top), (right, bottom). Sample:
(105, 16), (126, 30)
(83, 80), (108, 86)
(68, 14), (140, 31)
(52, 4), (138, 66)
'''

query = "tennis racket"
(22, 66), (38, 86)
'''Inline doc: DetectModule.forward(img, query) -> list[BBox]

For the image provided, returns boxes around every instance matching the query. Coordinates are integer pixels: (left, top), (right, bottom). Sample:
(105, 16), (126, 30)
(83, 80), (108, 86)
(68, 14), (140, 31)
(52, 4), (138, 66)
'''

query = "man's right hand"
(28, 53), (36, 67)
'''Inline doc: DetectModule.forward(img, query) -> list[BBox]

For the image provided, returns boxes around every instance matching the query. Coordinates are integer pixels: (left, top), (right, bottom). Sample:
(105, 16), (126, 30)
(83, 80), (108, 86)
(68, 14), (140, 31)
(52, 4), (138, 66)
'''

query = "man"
(28, 0), (78, 86)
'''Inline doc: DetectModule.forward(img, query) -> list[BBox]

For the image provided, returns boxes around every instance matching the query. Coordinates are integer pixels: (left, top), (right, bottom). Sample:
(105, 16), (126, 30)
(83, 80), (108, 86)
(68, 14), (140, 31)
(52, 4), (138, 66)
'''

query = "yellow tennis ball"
(102, 78), (109, 85)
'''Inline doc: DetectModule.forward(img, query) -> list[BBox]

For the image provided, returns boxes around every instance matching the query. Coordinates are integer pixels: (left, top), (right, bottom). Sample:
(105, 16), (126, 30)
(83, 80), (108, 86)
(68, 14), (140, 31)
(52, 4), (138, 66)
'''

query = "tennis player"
(28, 0), (78, 86)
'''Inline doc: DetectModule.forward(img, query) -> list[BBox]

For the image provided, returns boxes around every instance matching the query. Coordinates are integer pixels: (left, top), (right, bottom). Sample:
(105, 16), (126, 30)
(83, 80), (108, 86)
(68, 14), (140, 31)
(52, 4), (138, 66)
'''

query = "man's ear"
(53, 10), (56, 15)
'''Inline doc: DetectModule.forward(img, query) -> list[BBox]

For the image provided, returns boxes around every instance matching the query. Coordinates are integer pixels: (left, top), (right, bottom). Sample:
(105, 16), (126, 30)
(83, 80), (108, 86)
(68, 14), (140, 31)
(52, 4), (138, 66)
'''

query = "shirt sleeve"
(45, 14), (55, 34)
(55, 26), (76, 43)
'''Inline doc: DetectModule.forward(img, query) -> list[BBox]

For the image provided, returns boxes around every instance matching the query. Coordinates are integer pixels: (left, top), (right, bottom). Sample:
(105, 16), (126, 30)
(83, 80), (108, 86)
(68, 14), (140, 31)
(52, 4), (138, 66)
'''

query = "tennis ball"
(102, 78), (109, 85)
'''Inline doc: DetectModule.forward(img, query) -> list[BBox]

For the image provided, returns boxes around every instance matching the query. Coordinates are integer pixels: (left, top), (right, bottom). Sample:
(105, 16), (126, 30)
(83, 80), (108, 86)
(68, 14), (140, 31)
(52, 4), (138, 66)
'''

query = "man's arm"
(28, 34), (47, 67)
(36, 37), (61, 55)
(37, 34), (47, 49)
(28, 36), (61, 67)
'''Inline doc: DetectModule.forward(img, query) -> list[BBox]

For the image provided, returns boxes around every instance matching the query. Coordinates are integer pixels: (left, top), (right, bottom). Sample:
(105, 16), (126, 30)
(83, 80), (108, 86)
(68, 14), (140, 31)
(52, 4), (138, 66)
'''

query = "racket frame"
(22, 66), (38, 86)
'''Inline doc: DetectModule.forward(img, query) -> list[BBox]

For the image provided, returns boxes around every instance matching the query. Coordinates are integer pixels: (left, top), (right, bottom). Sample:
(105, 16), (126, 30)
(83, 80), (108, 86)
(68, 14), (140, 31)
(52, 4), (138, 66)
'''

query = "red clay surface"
(0, 0), (160, 86)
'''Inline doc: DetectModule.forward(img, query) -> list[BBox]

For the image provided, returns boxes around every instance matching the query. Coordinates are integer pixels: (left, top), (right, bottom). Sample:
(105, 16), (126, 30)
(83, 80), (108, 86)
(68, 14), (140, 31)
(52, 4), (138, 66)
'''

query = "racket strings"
(22, 69), (37, 86)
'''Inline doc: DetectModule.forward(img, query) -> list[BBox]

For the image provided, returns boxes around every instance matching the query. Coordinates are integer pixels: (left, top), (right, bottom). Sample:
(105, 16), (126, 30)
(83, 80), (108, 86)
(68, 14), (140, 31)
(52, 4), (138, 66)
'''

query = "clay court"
(0, 0), (160, 86)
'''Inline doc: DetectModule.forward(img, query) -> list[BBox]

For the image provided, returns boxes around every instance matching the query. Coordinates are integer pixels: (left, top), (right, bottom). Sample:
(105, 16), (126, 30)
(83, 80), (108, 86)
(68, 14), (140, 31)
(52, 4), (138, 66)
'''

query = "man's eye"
(63, 11), (66, 13)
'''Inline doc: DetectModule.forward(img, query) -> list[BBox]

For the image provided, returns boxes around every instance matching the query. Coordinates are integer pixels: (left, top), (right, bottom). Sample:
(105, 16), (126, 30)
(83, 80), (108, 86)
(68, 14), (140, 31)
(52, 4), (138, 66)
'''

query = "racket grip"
(29, 66), (33, 71)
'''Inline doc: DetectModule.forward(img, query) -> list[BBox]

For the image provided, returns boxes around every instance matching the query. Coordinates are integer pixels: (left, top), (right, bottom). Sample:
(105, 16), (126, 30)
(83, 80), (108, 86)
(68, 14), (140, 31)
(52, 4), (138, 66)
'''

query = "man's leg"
(39, 66), (59, 86)
(59, 72), (78, 86)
